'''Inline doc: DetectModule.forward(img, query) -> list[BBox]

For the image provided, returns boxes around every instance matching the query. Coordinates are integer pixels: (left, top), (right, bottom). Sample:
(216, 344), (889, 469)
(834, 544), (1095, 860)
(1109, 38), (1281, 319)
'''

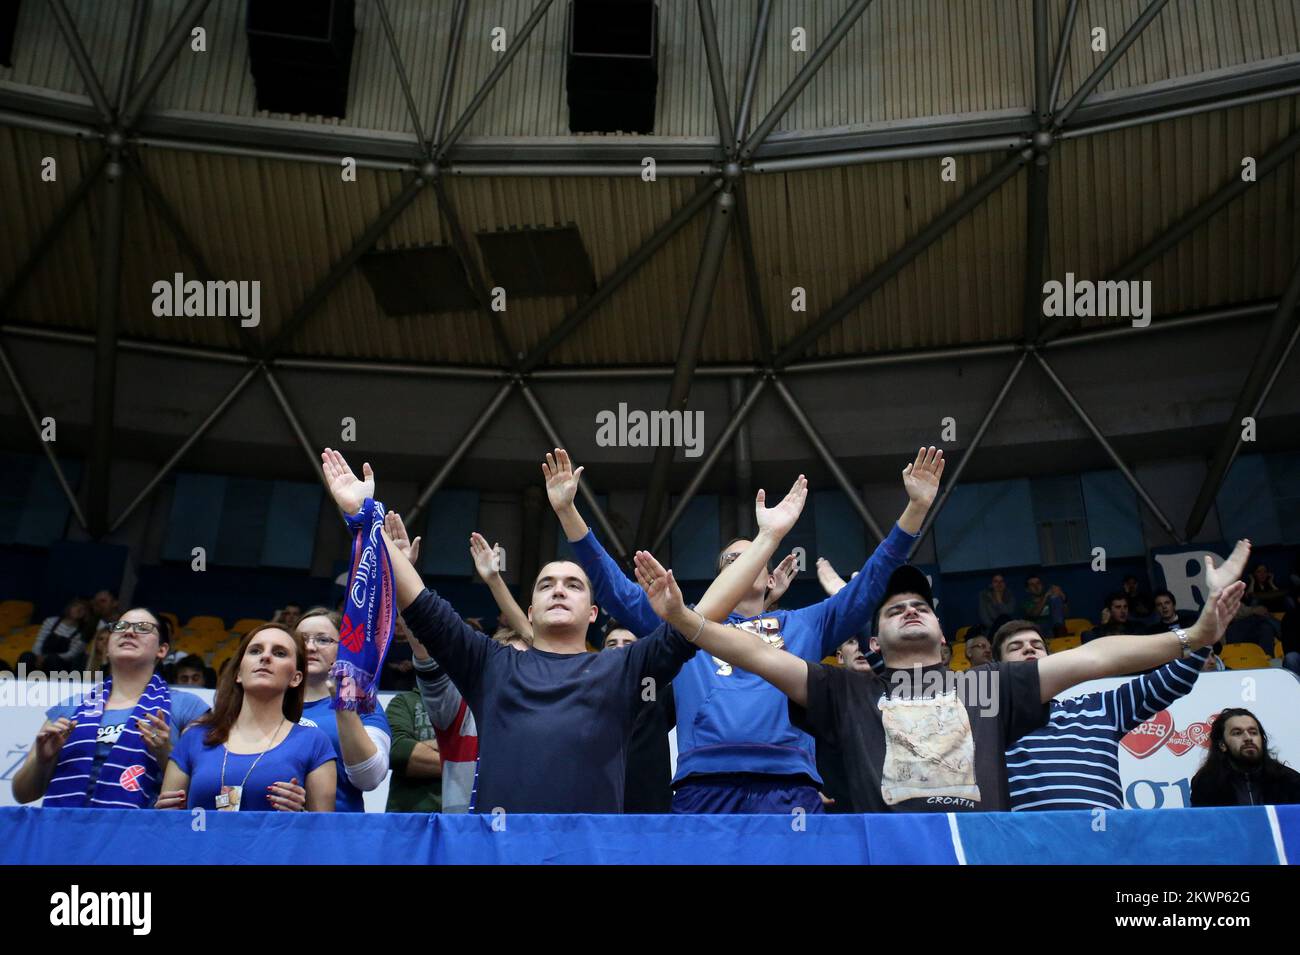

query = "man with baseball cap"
(632, 547), (1249, 814)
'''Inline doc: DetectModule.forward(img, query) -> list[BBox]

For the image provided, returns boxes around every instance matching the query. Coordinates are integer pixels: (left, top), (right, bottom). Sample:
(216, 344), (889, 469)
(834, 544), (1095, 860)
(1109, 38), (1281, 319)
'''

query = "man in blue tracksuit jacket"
(541, 446), (945, 813)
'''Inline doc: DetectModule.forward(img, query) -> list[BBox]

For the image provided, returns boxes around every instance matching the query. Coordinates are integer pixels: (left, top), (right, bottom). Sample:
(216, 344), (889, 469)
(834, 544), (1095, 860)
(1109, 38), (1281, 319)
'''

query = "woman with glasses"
(288, 608), (391, 812)
(158, 623), (336, 812)
(13, 607), (209, 807)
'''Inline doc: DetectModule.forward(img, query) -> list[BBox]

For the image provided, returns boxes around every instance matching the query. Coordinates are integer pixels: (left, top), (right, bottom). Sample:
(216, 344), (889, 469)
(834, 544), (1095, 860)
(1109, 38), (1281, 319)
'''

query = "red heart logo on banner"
(1121, 709), (1172, 758)
(339, 618), (365, 653)
(1166, 729), (1194, 757)
(1186, 719), (1213, 748)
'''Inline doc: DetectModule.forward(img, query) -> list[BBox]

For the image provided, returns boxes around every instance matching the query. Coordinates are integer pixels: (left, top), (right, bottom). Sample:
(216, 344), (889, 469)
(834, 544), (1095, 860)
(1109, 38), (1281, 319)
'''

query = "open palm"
(633, 551), (684, 622)
(542, 449), (583, 512)
(1205, 539), (1251, 594)
(321, 448), (373, 516)
(902, 446), (944, 506)
(755, 475), (808, 538)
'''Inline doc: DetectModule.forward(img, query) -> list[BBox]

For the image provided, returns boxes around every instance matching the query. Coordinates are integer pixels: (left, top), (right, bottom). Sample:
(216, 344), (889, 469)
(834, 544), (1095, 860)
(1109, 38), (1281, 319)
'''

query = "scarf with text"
(332, 498), (396, 714)
(43, 673), (172, 808)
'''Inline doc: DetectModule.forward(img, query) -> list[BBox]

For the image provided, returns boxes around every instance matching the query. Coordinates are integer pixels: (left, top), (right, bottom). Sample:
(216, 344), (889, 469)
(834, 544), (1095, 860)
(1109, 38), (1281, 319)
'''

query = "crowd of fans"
(4, 444), (1299, 818)
(961, 561), (1300, 677)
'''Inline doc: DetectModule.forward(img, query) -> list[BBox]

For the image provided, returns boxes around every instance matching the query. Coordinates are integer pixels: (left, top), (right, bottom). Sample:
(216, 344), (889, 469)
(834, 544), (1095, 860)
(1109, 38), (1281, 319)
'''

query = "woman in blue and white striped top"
(12, 607), (208, 808)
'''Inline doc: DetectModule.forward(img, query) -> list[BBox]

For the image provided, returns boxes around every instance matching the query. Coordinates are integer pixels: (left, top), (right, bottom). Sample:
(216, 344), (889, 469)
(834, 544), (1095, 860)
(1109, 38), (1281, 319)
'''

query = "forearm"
(403, 741), (442, 779)
(334, 710), (378, 765)
(666, 607), (807, 703)
(696, 528), (783, 622)
(1039, 631), (1186, 702)
(554, 503), (589, 543)
(898, 500), (928, 535)
(305, 766), (336, 812)
(12, 751), (55, 804)
(484, 572), (532, 639)
(570, 530), (661, 636)
(371, 528), (424, 611)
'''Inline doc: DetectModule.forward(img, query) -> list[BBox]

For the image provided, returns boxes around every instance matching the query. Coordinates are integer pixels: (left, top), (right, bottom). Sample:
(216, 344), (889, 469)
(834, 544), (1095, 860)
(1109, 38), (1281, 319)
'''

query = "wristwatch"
(1171, 626), (1193, 658)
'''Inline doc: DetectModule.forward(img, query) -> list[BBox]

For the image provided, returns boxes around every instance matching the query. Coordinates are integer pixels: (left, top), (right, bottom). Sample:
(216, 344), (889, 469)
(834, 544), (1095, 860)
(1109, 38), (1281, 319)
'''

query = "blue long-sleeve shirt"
(569, 523), (916, 784)
(1005, 649), (1210, 810)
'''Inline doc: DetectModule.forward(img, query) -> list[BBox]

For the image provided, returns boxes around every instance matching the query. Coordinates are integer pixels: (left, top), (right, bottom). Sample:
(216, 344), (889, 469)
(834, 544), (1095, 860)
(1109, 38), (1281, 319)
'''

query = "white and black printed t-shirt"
(790, 662), (1049, 812)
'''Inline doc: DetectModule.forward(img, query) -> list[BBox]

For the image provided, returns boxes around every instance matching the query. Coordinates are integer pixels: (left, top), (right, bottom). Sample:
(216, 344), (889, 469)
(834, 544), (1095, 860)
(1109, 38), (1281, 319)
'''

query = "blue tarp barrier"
(0, 806), (1290, 865)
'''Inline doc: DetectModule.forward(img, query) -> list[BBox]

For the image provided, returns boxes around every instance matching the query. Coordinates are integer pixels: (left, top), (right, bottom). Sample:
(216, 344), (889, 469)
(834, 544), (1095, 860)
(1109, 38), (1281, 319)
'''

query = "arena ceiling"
(1, 0), (1299, 548)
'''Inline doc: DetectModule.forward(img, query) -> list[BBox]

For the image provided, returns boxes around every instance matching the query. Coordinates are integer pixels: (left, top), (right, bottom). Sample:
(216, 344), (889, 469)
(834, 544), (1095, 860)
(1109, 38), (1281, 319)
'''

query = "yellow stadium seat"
(1049, 635), (1081, 653)
(949, 656), (971, 671)
(1273, 612), (1285, 621)
(1220, 644), (1271, 670)
(1276, 638), (1284, 660)
(1065, 618), (1093, 637)
(184, 615), (227, 632)
(955, 625), (971, 642)
(0, 600), (34, 625)
(231, 618), (268, 636)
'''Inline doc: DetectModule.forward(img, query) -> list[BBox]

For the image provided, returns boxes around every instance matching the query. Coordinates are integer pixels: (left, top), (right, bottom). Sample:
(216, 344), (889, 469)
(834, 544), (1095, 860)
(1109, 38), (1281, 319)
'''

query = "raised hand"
(136, 710), (171, 764)
(633, 551), (686, 623)
(34, 718), (76, 763)
(1204, 539), (1251, 595)
(816, 557), (846, 596)
(1190, 581), (1247, 648)
(469, 532), (503, 581)
(755, 475), (808, 540)
(902, 446), (945, 507)
(321, 448), (374, 517)
(542, 449), (583, 513)
(384, 510), (421, 565)
(766, 552), (800, 608)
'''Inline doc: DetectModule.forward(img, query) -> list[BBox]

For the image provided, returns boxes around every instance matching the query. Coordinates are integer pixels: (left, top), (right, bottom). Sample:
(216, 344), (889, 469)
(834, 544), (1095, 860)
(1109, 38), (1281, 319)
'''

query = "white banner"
(3, 672), (1296, 812)
(1057, 668), (1300, 808)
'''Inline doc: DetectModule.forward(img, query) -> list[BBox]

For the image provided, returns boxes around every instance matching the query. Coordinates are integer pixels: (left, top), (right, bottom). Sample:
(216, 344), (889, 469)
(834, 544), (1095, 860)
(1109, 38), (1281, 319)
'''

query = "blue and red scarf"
(332, 498), (397, 714)
(43, 673), (172, 809)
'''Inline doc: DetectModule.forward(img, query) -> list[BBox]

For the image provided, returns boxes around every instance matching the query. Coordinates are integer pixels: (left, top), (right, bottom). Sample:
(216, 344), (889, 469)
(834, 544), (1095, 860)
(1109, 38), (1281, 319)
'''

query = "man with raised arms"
(630, 542), (1248, 814)
(320, 448), (694, 814)
(545, 446), (944, 813)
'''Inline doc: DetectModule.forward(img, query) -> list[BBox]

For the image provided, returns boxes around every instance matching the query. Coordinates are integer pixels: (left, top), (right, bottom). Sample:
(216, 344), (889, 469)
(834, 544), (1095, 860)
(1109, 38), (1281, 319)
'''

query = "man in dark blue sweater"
(545, 446), (944, 814)
(321, 448), (697, 814)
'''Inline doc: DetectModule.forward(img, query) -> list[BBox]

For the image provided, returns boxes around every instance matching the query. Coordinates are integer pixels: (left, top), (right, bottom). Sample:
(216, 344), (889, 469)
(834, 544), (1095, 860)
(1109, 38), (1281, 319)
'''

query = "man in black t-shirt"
(632, 546), (1248, 815)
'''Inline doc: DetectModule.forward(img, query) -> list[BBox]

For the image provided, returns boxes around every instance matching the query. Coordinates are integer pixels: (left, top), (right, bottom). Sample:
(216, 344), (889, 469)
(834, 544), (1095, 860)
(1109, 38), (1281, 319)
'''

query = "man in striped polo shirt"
(997, 621), (1210, 811)
(998, 539), (1250, 811)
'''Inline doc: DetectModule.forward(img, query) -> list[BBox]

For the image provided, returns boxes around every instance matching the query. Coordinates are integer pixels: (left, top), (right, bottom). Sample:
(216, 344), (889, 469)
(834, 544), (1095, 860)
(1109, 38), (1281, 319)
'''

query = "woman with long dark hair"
(1189, 708), (1300, 806)
(13, 607), (208, 807)
(159, 623), (336, 812)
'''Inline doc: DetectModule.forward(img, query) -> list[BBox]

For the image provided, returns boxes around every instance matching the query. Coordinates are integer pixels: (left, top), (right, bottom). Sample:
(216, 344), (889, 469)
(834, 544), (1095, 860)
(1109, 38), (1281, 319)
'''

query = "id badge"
(215, 785), (242, 811)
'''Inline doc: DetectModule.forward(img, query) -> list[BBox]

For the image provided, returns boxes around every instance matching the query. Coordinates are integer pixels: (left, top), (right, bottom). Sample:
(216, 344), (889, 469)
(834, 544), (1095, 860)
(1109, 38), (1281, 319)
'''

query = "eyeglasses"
(110, 620), (158, 635)
(303, 635), (337, 647)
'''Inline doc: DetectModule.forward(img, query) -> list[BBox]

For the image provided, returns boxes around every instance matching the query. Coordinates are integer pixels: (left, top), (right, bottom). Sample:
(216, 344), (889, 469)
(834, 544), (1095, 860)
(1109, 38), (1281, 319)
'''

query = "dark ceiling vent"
(246, 0), (356, 118)
(358, 245), (478, 316)
(475, 225), (596, 298)
(566, 0), (659, 134)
